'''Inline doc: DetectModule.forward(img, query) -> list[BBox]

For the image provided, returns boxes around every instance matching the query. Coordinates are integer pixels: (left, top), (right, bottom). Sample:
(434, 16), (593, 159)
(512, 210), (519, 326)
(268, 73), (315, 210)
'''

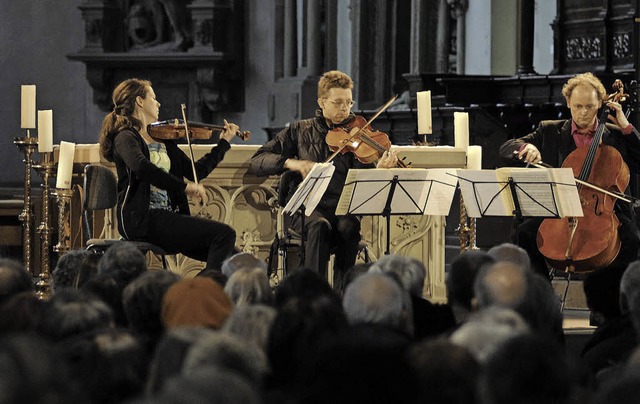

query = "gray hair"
(474, 261), (529, 310)
(222, 304), (277, 352)
(369, 254), (426, 297)
(224, 267), (273, 306)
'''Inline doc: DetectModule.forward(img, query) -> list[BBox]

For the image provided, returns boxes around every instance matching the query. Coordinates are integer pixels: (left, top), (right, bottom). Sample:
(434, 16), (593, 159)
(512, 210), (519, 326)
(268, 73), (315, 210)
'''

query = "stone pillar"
(306, 0), (322, 75)
(435, 0), (451, 73)
(283, 0), (298, 77)
(409, 0), (429, 74)
(448, 0), (468, 74)
(517, 0), (536, 75)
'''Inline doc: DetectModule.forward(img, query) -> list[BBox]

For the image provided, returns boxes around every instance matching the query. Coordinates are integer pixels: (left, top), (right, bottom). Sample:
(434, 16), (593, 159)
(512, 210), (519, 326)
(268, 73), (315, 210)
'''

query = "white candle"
(454, 112), (469, 150)
(56, 141), (76, 189)
(416, 91), (432, 134)
(21, 85), (36, 129)
(38, 110), (53, 153)
(467, 145), (482, 170)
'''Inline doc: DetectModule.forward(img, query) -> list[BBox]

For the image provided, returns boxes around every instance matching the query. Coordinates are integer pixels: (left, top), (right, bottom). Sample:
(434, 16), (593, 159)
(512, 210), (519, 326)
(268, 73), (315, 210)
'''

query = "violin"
(148, 119), (250, 142)
(536, 80), (631, 273)
(324, 95), (409, 167)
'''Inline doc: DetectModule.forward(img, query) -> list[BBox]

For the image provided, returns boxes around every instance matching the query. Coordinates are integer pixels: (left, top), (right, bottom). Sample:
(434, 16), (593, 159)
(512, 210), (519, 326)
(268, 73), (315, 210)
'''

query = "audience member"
(82, 272), (128, 327)
(446, 250), (495, 325)
(487, 242), (532, 273)
(162, 277), (232, 329)
(222, 304), (277, 352)
(224, 266), (273, 306)
(0, 258), (33, 306)
(343, 271), (413, 337)
(98, 241), (148, 286)
(122, 270), (180, 354)
(0, 291), (42, 333)
(371, 254), (455, 339)
(51, 249), (95, 292)
(474, 261), (528, 310)
(221, 252), (268, 279)
(273, 267), (339, 308)
(338, 262), (371, 296)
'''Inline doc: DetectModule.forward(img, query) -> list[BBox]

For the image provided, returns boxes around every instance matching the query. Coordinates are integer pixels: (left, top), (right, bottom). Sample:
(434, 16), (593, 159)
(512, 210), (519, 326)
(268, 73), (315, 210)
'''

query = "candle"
(467, 145), (482, 170)
(416, 91), (432, 135)
(454, 112), (469, 150)
(38, 110), (53, 153)
(21, 85), (36, 129)
(56, 141), (76, 189)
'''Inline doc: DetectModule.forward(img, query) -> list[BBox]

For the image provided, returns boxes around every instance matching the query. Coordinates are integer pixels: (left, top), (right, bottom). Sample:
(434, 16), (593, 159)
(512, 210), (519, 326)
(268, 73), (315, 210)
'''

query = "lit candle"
(467, 145), (482, 170)
(21, 85), (36, 130)
(416, 91), (432, 135)
(454, 112), (469, 150)
(56, 141), (76, 189)
(38, 110), (53, 153)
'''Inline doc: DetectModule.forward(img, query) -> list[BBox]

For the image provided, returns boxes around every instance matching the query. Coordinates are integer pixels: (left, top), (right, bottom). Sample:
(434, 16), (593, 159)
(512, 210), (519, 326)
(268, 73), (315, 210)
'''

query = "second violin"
(148, 119), (250, 142)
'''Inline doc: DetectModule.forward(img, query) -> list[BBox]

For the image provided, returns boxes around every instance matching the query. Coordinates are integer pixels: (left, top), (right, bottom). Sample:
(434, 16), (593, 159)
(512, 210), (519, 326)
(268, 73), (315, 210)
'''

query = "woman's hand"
(220, 119), (240, 143)
(376, 150), (399, 168)
(185, 182), (208, 205)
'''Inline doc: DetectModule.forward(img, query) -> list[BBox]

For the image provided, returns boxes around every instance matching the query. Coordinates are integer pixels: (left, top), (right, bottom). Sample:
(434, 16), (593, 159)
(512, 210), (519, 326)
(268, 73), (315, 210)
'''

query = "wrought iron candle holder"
(53, 187), (74, 255)
(33, 152), (55, 299)
(13, 135), (38, 275)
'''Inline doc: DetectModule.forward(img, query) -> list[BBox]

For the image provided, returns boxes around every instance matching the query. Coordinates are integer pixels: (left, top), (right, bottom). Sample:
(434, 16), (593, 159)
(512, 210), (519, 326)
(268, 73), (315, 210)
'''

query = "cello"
(536, 90), (630, 273)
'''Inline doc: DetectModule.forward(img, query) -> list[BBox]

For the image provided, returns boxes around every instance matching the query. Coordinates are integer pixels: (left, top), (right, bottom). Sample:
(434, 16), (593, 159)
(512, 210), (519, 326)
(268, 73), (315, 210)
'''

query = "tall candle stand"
(53, 187), (74, 255)
(458, 194), (479, 251)
(33, 152), (55, 299)
(13, 135), (38, 275)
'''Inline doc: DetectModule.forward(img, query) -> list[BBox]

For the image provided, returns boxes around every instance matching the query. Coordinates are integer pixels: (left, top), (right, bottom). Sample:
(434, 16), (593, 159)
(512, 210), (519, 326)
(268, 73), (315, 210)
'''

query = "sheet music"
(336, 168), (458, 216)
(457, 170), (512, 217)
(549, 168), (583, 217)
(499, 168), (559, 217)
(283, 163), (335, 216)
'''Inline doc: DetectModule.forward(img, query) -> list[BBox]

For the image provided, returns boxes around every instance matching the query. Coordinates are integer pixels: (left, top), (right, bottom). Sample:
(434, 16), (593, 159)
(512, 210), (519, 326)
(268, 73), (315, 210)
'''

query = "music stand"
(337, 168), (458, 255)
(282, 163), (335, 262)
(456, 167), (583, 220)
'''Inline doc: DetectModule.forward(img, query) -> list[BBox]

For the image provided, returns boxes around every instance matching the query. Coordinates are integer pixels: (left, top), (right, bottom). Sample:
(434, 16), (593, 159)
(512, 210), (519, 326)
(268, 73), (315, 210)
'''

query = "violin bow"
(180, 104), (200, 185)
(325, 94), (398, 163)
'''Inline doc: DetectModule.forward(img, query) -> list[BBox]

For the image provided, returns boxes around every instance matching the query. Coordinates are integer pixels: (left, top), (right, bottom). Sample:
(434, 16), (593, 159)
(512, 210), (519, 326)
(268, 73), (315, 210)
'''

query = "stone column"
(448, 0), (468, 74)
(409, 0), (429, 74)
(435, 0), (451, 73)
(517, 0), (536, 75)
(306, 0), (322, 75)
(284, 0), (298, 77)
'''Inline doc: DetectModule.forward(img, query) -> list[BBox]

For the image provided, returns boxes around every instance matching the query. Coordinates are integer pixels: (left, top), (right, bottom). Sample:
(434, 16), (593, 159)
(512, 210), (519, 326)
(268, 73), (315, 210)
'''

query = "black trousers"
(292, 207), (361, 290)
(142, 208), (236, 271)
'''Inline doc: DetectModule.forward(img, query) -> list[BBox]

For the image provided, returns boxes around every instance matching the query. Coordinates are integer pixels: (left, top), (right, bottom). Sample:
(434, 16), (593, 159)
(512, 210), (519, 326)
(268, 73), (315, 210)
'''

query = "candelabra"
(13, 135), (38, 275)
(53, 187), (74, 255)
(33, 152), (55, 299)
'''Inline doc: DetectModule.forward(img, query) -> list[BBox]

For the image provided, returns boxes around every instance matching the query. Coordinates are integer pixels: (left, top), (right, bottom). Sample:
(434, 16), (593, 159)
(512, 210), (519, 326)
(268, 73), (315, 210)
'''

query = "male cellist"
(499, 72), (640, 280)
(249, 70), (398, 289)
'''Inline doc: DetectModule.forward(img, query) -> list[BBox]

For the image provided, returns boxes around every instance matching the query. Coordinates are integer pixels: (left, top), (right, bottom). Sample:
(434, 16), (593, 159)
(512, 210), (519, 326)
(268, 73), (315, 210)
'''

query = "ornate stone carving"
(565, 36), (602, 60)
(613, 33), (631, 59)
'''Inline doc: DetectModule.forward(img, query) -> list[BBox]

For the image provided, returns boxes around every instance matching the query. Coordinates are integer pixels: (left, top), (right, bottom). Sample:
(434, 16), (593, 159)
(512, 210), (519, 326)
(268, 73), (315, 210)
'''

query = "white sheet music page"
(549, 168), (583, 217)
(283, 163), (335, 216)
(423, 169), (458, 216)
(457, 169), (512, 217)
(502, 168), (559, 217)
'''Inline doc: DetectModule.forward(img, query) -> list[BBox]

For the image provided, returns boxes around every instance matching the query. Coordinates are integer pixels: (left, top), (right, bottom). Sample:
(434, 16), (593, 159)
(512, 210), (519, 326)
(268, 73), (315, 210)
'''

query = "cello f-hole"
(592, 194), (602, 216)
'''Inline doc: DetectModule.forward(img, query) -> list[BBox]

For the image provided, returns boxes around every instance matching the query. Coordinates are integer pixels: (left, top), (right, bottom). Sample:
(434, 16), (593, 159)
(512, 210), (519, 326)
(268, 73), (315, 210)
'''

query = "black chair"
(266, 170), (373, 285)
(83, 164), (169, 269)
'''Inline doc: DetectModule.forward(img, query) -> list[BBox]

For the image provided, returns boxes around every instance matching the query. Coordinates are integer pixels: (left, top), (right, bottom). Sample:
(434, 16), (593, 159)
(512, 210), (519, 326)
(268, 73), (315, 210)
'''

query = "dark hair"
(98, 78), (151, 162)
(98, 241), (147, 286)
(0, 258), (33, 305)
(447, 250), (495, 309)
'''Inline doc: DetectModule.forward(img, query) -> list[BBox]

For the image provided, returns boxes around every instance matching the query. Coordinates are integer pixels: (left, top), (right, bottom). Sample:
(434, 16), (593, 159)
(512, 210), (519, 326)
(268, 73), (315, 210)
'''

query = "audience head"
(408, 338), (480, 404)
(36, 289), (114, 342)
(162, 277), (232, 329)
(81, 273), (128, 327)
(222, 304), (277, 352)
(98, 241), (147, 286)
(274, 267), (338, 308)
(487, 242), (532, 271)
(474, 261), (528, 311)
(122, 270), (180, 347)
(52, 249), (96, 292)
(620, 260), (640, 314)
(479, 333), (574, 404)
(0, 291), (42, 333)
(0, 258), (33, 306)
(450, 306), (529, 363)
(220, 252), (267, 279)
(447, 250), (495, 322)
(584, 263), (626, 323)
(370, 254), (426, 297)
(224, 267), (273, 306)
(339, 262), (371, 296)
(343, 272), (413, 337)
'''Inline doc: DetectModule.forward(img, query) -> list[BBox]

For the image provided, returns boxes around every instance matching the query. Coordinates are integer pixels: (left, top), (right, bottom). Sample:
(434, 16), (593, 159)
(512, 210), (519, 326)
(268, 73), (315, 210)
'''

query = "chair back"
(83, 164), (118, 242)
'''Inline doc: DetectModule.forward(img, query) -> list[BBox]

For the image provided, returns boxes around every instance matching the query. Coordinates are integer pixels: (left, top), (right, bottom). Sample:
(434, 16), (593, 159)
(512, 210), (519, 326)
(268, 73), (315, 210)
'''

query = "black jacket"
(112, 128), (230, 240)
(249, 110), (373, 210)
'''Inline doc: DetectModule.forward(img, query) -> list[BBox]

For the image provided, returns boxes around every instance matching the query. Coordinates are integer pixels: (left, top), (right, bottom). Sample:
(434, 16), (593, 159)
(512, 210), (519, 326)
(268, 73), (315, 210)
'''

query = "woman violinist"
(249, 70), (398, 289)
(499, 72), (640, 279)
(98, 78), (238, 272)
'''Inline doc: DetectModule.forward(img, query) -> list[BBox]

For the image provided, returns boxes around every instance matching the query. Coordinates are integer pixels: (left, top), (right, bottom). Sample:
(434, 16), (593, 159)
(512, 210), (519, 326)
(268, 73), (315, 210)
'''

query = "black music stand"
(337, 168), (458, 255)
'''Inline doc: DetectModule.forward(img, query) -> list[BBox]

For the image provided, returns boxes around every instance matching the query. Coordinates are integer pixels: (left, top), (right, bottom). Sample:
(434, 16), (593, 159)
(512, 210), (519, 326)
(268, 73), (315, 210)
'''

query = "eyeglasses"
(324, 98), (355, 108)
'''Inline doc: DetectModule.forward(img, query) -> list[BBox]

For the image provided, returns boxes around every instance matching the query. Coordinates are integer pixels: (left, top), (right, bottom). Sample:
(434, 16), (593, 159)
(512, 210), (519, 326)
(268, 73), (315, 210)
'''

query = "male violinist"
(249, 70), (398, 288)
(499, 72), (640, 280)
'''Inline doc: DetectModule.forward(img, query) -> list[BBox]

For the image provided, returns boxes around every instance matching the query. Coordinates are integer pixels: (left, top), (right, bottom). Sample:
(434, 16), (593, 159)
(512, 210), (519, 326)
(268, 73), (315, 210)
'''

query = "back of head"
(223, 304), (277, 352)
(220, 252), (267, 279)
(274, 267), (337, 308)
(52, 249), (92, 292)
(487, 242), (531, 272)
(224, 267), (273, 306)
(343, 272), (412, 335)
(621, 261), (640, 313)
(447, 250), (495, 309)
(37, 289), (114, 343)
(370, 254), (426, 297)
(162, 277), (232, 329)
(98, 241), (147, 286)
(474, 261), (529, 310)
(479, 333), (573, 404)
(123, 270), (180, 339)
(0, 291), (42, 333)
(0, 258), (33, 305)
